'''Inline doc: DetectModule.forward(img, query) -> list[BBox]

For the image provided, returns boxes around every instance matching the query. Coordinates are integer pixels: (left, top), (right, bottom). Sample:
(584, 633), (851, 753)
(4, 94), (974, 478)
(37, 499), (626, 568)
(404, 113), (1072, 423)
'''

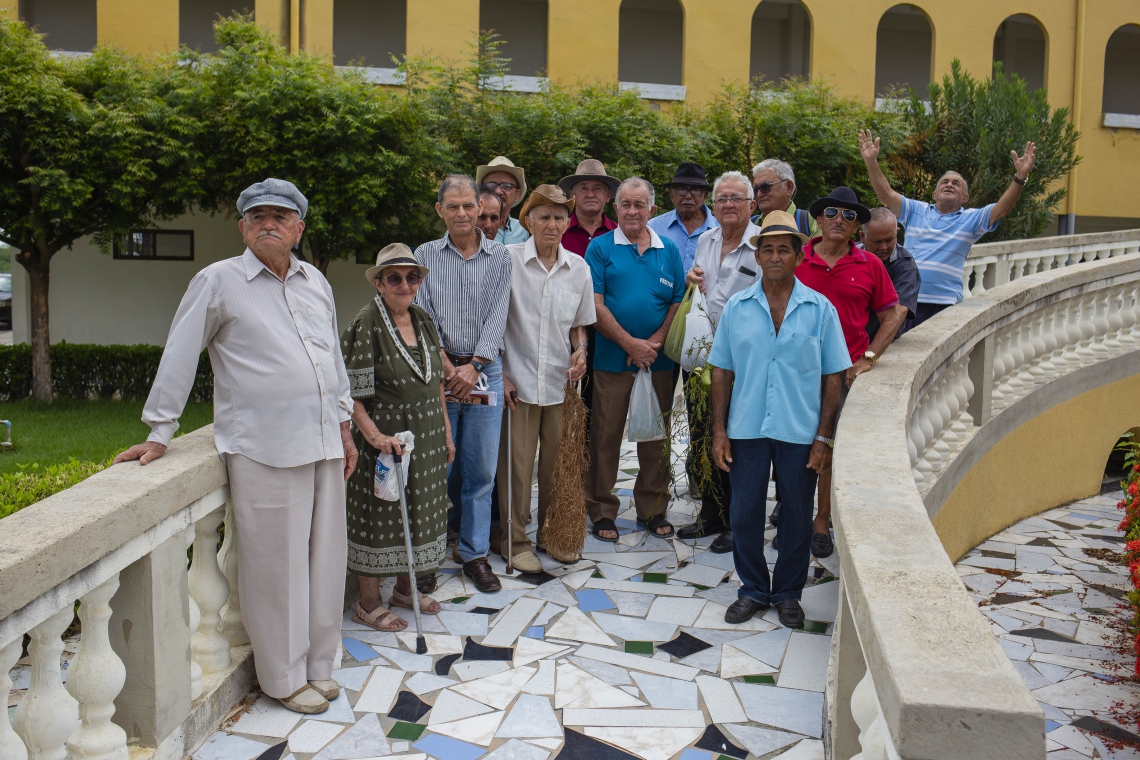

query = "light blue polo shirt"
(586, 226), (686, 374)
(708, 278), (851, 444)
(495, 215), (531, 245)
(647, 206), (719, 272)
(898, 197), (997, 305)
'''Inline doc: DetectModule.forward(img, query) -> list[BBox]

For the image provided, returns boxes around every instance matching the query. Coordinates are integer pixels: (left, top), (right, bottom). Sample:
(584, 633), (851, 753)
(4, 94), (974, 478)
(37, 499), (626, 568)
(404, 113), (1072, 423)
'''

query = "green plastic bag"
(664, 284), (695, 364)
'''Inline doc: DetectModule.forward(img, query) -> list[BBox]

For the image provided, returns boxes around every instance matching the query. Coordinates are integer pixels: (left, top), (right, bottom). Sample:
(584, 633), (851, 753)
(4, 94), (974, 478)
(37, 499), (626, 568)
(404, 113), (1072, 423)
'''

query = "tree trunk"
(21, 252), (53, 402)
(307, 238), (330, 276)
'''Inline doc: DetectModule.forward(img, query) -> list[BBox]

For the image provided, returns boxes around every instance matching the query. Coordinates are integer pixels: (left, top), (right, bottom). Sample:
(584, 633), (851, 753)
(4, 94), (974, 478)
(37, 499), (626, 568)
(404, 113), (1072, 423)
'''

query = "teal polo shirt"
(586, 226), (686, 373)
(708, 278), (851, 444)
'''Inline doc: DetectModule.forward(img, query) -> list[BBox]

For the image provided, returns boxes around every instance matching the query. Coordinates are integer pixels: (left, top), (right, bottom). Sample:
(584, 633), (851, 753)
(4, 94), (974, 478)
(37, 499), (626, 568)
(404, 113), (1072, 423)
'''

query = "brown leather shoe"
(417, 572), (437, 594)
(462, 557), (502, 593)
(451, 542), (461, 564)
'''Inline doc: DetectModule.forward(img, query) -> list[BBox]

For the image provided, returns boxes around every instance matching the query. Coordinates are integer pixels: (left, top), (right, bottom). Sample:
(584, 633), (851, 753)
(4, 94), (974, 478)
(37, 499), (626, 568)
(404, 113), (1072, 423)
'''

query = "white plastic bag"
(373, 430), (416, 501)
(627, 369), (666, 443)
(680, 286), (715, 372)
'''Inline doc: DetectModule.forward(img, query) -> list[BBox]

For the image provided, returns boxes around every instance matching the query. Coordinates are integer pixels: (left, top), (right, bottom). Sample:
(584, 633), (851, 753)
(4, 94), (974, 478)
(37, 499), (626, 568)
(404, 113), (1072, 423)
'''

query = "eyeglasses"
(753, 180), (788, 195)
(823, 207), (859, 222)
(384, 271), (422, 287)
(482, 181), (518, 193)
(713, 195), (750, 206)
(671, 186), (705, 197)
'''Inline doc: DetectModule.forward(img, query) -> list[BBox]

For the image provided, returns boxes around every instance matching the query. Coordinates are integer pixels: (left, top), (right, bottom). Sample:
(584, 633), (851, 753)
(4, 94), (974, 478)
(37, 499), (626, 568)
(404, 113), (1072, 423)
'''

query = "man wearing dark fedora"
(795, 186), (904, 559)
(648, 162), (719, 273)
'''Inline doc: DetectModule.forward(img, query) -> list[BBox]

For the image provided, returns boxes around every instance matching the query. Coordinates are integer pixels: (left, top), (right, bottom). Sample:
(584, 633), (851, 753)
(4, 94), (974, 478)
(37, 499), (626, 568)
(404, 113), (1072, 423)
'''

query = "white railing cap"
(968, 228), (1140, 260)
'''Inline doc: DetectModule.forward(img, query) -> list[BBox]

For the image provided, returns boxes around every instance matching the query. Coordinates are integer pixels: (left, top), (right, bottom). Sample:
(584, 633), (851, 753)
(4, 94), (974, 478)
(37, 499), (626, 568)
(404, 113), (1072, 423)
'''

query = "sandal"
(352, 602), (408, 632)
(390, 588), (442, 615)
(638, 514), (675, 538)
(591, 517), (620, 543)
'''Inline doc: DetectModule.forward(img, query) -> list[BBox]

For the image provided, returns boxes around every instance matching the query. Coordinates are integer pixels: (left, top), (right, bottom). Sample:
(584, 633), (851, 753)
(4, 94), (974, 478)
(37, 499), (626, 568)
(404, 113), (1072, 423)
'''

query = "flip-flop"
(352, 602), (408, 631)
(638, 514), (675, 538)
(389, 589), (442, 615)
(591, 517), (620, 542)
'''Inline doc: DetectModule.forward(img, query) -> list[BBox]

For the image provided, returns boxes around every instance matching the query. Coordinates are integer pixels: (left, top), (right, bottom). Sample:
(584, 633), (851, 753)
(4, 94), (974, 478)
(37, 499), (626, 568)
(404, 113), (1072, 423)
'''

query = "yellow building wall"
(932, 372), (1140, 563)
(547, 0), (619, 84)
(406, 0), (479, 64)
(96, 0), (178, 53)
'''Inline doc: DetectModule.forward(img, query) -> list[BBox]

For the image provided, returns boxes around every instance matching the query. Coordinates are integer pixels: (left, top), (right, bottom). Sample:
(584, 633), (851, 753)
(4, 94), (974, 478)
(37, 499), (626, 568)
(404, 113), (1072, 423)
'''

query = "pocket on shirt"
(779, 334), (821, 375)
(556, 288), (580, 326)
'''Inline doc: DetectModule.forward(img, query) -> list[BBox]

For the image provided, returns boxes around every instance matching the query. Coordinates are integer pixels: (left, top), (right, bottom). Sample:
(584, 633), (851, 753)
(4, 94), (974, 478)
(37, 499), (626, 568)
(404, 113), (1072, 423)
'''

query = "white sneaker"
(506, 550), (543, 573)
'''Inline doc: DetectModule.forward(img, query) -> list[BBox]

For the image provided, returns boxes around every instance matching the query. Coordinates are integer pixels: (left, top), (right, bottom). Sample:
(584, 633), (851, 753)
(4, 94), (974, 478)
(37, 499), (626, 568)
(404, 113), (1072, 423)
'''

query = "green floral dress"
(341, 297), (449, 577)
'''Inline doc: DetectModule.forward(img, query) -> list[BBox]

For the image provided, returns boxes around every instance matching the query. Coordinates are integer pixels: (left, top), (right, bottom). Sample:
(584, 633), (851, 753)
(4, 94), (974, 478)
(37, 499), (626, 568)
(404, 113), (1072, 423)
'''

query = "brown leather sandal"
(352, 602), (408, 631)
(389, 588), (441, 615)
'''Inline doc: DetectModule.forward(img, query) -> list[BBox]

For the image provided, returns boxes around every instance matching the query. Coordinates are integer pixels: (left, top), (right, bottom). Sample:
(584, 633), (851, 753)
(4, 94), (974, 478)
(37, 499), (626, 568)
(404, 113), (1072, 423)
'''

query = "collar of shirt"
(661, 206), (716, 238)
(242, 248), (308, 282)
(740, 275), (813, 319)
(522, 235), (572, 273)
(444, 228), (494, 258)
(613, 224), (665, 249)
(567, 212), (617, 234)
(706, 221), (760, 250)
(803, 238), (869, 269)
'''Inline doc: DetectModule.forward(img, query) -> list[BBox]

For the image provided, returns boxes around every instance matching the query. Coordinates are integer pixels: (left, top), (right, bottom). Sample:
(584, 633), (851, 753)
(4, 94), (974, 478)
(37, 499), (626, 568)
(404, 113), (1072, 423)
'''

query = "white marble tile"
(673, 541), (694, 562)
(331, 666), (373, 693)
(669, 563), (730, 587)
(514, 636), (571, 667)
(583, 579), (695, 598)
(229, 695), (302, 738)
(1031, 675), (1139, 711)
(721, 644), (778, 679)
(483, 598), (546, 648)
(1029, 652), (1105, 675)
(568, 655), (632, 685)
(681, 627), (756, 645)
(396, 633), (463, 655)
(591, 612), (678, 642)
(370, 646), (433, 672)
(594, 562), (641, 581)
(646, 597), (707, 627)
(561, 569), (596, 589)
(606, 592), (655, 617)
(583, 727), (703, 760)
(619, 685), (640, 696)
(404, 672), (457, 696)
(799, 581), (839, 623)
(532, 602), (566, 627)
(678, 645), (721, 672)
(722, 724), (804, 757)
(485, 739), (552, 760)
(776, 633), (832, 692)
(696, 674), (746, 723)
(525, 581), (579, 607)
(351, 631), (400, 648)
(451, 666), (536, 709)
(430, 710), (505, 746)
(629, 671), (697, 709)
(572, 644), (699, 681)
(563, 708), (705, 727)
(353, 666), (403, 713)
(522, 659), (556, 695)
(310, 713), (388, 760)
(580, 553), (669, 572)
(496, 694), (564, 738)
(692, 602), (777, 632)
(728, 627), (792, 667)
(691, 550), (736, 572)
(1048, 724), (1097, 756)
(774, 740), (825, 760)
(427, 688), (495, 725)
(556, 661), (643, 709)
(438, 611), (489, 637)
(544, 606), (617, 645)
(316, 691), (356, 724)
(192, 732), (271, 760)
(454, 661), (512, 681)
(466, 589), (533, 608)
(733, 683), (824, 738)
(287, 721), (345, 754)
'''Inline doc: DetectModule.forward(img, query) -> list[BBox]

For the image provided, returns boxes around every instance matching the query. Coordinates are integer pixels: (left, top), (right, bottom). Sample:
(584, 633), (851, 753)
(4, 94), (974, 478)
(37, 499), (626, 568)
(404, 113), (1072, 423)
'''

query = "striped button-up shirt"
(414, 230), (512, 361)
(143, 249), (353, 467)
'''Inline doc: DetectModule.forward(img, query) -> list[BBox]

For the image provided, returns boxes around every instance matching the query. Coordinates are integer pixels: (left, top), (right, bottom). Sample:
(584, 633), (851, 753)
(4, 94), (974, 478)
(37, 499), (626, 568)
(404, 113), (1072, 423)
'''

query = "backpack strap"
(795, 209), (811, 237)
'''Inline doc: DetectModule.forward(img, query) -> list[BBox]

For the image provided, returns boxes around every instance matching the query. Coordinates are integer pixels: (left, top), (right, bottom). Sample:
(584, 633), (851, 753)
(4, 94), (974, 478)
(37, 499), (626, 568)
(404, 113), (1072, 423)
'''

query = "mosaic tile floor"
(957, 490), (1140, 759)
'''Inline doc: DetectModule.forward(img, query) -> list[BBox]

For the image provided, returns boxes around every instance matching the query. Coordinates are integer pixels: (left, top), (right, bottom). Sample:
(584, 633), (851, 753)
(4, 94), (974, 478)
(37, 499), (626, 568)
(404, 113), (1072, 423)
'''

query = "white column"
(1008, 320), (1029, 401)
(990, 328), (1007, 412)
(920, 391), (943, 476)
(217, 501), (249, 647)
(971, 263), (988, 297)
(1049, 303), (1070, 376)
(849, 671), (901, 760)
(1063, 299), (1083, 370)
(1077, 292), (1097, 367)
(1027, 312), (1047, 389)
(0, 637), (29, 760)
(1105, 285), (1124, 357)
(1092, 289), (1111, 361)
(1118, 283), (1138, 353)
(189, 507), (231, 674)
(13, 606), (79, 760)
(910, 409), (931, 488)
(957, 357), (975, 430)
(185, 528), (203, 700)
(65, 575), (129, 760)
(932, 376), (954, 461)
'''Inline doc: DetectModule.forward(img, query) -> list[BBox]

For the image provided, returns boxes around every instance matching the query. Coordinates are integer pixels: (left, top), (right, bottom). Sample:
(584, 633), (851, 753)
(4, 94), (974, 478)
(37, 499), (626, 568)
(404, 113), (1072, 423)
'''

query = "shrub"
(0, 458), (109, 519)
(1115, 436), (1140, 681)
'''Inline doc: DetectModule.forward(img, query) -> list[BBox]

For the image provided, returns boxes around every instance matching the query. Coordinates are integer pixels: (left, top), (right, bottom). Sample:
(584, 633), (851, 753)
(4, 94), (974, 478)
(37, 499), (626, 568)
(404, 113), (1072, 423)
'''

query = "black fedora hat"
(808, 186), (871, 224)
(666, 162), (712, 189)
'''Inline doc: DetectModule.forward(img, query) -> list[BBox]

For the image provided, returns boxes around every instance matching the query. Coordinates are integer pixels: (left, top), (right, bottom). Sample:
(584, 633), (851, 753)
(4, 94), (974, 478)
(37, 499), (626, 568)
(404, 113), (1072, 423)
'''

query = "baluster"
(940, 369), (962, 453)
(1077, 293), (1097, 366)
(1027, 255), (1042, 276)
(1132, 283), (1140, 345)
(1006, 322), (1027, 403)
(909, 412), (930, 489)
(1092, 289), (1111, 361)
(1, 637), (28, 760)
(1028, 311), (1048, 389)
(1063, 299), (1084, 370)
(1039, 307), (1058, 382)
(990, 327), (1007, 411)
(921, 391), (943, 476)
(217, 501), (249, 647)
(971, 263), (988, 296)
(13, 606), (79, 760)
(957, 357), (975, 430)
(850, 671), (900, 760)
(1049, 303), (1069, 376)
(65, 575), (128, 760)
(185, 527), (203, 700)
(189, 507), (231, 674)
(1041, 253), (1057, 272)
(1105, 285), (1124, 357)
(1118, 283), (1138, 353)
(961, 266), (972, 300)
(1013, 320), (1035, 397)
(932, 376), (955, 460)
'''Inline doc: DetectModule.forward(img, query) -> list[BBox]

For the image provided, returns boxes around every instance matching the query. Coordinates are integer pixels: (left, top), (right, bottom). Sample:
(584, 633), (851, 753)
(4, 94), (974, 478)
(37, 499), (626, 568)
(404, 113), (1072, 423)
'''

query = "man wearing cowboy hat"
(477, 155), (531, 245)
(498, 185), (596, 569)
(709, 210), (850, 628)
(647, 162), (719, 273)
(794, 186), (904, 560)
(117, 178), (356, 714)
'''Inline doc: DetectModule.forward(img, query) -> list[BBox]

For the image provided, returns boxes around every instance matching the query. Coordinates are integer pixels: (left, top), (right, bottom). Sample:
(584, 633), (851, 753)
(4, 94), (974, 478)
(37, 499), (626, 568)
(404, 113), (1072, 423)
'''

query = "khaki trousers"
(227, 454), (347, 699)
(497, 400), (562, 555)
(584, 369), (674, 524)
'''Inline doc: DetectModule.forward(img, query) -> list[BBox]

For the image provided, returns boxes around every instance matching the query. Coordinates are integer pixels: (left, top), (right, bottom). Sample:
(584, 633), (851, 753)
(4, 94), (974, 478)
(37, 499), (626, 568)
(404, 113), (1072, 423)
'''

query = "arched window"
(619, 0), (684, 86)
(874, 4), (933, 98)
(479, 0), (548, 77)
(750, 0), (812, 81)
(179, 1), (255, 52)
(20, 0), (97, 51)
(333, 0), (407, 68)
(1103, 24), (1140, 116)
(992, 14), (1046, 91)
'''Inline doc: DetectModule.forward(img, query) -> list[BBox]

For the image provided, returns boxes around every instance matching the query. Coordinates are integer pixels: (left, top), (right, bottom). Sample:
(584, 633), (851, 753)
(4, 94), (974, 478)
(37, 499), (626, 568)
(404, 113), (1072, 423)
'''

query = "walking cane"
(505, 396), (514, 575)
(392, 449), (427, 654)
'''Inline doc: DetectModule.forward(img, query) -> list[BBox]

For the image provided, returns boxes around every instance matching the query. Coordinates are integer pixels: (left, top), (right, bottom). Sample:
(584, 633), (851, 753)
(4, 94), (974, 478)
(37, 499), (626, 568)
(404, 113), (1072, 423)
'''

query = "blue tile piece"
(614, 518), (639, 530)
(524, 626), (544, 639)
(616, 488), (634, 496)
(575, 589), (617, 613)
(629, 575), (642, 582)
(679, 750), (712, 760)
(342, 637), (378, 663)
(413, 734), (485, 760)
(1045, 720), (1061, 732)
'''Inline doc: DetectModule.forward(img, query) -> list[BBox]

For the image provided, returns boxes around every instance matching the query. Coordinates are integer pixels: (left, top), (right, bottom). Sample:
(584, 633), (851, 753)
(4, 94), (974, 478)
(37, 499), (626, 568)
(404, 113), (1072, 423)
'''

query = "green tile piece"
(621, 468), (639, 475)
(692, 584), (710, 591)
(625, 641), (653, 654)
(1084, 607), (1111, 615)
(451, 596), (470, 603)
(642, 573), (668, 584)
(388, 722), (426, 740)
(815, 576), (837, 584)
(744, 675), (775, 684)
(592, 570), (604, 579)
(719, 756), (737, 760)
(803, 620), (829, 634)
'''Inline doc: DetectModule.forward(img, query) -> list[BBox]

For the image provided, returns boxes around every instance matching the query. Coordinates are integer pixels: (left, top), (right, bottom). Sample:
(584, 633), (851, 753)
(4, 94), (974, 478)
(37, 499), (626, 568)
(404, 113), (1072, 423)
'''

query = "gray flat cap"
(236, 178), (308, 219)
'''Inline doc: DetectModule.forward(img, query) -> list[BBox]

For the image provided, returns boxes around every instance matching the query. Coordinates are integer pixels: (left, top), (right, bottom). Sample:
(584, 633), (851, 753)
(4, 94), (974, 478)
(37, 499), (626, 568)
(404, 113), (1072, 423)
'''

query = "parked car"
(0, 272), (11, 329)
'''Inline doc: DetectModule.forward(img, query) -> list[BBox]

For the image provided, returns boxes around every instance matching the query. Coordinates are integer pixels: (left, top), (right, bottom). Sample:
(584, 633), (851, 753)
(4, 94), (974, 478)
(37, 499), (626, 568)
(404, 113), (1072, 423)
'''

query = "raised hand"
(1012, 141), (1036, 179)
(858, 130), (881, 163)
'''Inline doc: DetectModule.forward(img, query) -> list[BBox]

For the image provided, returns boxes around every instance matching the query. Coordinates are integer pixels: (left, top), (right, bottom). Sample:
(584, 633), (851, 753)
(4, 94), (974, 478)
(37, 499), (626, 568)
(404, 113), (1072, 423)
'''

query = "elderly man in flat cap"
(116, 179), (356, 715)
(477, 155), (531, 245)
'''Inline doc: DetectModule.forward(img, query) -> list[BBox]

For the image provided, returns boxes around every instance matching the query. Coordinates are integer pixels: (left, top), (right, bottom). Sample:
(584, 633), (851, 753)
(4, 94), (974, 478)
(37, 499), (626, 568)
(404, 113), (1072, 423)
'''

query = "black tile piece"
(1072, 715), (1140, 746)
(989, 593), (1031, 606)
(1047, 519), (1083, 531)
(516, 571), (557, 585)
(471, 607), (500, 615)
(1010, 627), (1078, 643)
(255, 742), (288, 760)
(387, 690), (431, 723)
(435, 652), (461, 675)
(811, 566), (825, 579)
(464, 636), (513, 661)
(657, 631), (712, 659)
(1088, 583), (1127, 600)
(1026, 537), (1057, 547)
(980, 549), (1015, 559)
(694, 725), (748, 760)
(556, 728), (640, 760)
(1085, 533), (1126, 544)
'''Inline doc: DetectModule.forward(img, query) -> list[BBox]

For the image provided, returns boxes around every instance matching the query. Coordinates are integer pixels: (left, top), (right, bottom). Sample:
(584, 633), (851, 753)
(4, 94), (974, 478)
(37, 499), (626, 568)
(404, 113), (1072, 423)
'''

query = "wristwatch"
(814, 435), (835, 448)
(1013, 174), (1028, 186)
(864, 350), (877, 365)
(470, 359), (486, 374)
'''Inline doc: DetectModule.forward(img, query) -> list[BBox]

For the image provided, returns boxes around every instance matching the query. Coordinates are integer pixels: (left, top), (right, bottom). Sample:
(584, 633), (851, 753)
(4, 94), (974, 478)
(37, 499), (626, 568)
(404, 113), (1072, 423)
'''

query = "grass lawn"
(0, 398), (213, 475)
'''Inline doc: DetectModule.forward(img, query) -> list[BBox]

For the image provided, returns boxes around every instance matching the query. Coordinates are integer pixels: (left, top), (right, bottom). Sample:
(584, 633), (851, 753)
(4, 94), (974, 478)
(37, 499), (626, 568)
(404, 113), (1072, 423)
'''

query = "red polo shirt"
(795, 238), (899, 362)
(562, 212), (617, 256)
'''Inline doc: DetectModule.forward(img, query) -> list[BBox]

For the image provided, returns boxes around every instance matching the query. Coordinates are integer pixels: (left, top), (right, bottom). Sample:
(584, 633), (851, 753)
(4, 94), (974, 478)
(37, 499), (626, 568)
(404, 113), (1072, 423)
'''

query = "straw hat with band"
(557, 158), (621, 196)
(517, 184), (576, 233)
(475, 156), (527, 208)
(748, 209), (810, 249)
(365, 243), (430, 285)
(807, 186), (871, 224)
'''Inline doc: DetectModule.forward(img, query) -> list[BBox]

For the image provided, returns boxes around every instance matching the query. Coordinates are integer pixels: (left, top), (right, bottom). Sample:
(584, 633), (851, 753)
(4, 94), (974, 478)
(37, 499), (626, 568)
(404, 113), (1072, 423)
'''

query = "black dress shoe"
(708, 530), (734, 554)
(775, 599), (805, 628)
(725, 597), (770, 624)
(768, 501), (781, 527)
(676, 518), (729, 540)
(810, 531), (834, 558)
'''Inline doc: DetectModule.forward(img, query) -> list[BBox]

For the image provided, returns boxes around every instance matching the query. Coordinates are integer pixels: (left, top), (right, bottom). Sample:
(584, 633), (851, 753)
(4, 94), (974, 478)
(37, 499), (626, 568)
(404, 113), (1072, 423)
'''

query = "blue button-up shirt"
(708, 278), (851, 444)
(647, 206), (719, 272)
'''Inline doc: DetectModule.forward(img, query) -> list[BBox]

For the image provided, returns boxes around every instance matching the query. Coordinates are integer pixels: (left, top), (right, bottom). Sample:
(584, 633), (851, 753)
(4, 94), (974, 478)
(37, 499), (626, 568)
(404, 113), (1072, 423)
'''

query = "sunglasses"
(384, 271), (422, 287)
(482, 181), (519, 193)
(753, 181), (787, 195)
(823, 207), (859, 222)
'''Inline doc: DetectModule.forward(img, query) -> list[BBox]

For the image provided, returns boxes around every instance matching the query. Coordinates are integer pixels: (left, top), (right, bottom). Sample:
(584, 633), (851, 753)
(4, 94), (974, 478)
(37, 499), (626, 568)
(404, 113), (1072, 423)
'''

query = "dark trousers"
(683, 370), (731, 529)
(729, 438), (817, 605)
(914, 301), (951, 327)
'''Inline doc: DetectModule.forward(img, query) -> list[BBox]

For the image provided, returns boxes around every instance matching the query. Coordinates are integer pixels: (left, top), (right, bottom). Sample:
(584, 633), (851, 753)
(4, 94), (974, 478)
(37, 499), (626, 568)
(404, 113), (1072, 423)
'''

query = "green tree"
(0, 19), (198, 401)
(887, 60), (1080, 241)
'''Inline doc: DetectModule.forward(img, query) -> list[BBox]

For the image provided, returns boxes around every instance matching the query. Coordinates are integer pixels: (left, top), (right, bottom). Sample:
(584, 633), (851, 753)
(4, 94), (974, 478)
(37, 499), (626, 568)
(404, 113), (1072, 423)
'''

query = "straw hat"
(475, 156), (527, 207)
(748, 209), (810, 248)
(557, 158), (621, 196)
(364, 243), (429, 285)
(517, 185), (576, 233)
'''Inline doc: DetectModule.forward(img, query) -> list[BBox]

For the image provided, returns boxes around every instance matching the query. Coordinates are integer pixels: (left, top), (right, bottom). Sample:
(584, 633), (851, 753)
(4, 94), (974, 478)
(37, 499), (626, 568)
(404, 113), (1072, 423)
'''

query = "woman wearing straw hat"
(341, 244), (455, 631)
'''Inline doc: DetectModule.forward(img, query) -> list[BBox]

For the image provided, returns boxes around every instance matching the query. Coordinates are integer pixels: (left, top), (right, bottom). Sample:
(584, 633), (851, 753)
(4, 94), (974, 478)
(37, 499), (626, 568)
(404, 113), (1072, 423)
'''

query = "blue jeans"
(446, 360), (504, 562)
(728, 438), (817, 605)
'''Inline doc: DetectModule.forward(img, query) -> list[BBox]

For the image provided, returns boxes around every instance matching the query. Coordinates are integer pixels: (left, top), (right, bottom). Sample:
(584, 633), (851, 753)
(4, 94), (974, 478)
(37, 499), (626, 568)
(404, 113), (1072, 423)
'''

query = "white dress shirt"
(503, 238), (596, 406)
(143, 249), (353, 468)
(691, 221), (762, 327)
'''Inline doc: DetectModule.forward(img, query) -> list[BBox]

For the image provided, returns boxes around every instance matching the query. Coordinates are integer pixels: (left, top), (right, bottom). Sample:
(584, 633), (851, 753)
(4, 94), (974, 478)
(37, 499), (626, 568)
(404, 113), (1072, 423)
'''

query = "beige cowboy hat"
(557, 158), (621, 196)
(364, 243), (430, 285)
(475, 156), (527, 208)
(748, 209), (810, 249)
(517, 184), (576, 233)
